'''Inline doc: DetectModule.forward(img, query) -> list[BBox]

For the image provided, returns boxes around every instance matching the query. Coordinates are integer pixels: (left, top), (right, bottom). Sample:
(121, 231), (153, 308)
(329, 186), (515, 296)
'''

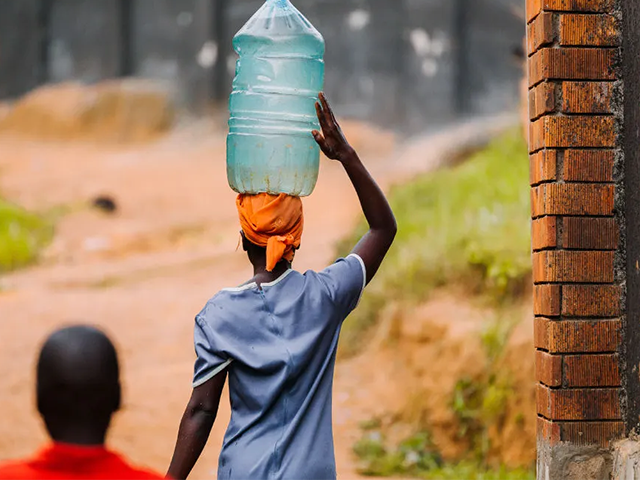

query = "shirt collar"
(222, 268), (294, 292)
(32, 442), (117, 469)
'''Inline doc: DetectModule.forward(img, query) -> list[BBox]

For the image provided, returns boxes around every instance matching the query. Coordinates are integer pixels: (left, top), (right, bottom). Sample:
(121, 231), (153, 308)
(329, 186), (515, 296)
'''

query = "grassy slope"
(345, 130), (533, 478)
(0, 200), (52, 273)
(339, 129), (530, 356)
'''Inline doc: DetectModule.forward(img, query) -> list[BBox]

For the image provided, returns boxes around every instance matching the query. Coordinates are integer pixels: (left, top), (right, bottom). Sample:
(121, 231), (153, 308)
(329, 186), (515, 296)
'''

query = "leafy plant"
(354, 430), (443, 477)
(353, 425), (534, 480)
(450, 313), (518, 461)
(0, 200), (53, 272)
(338, 129), (529, 357)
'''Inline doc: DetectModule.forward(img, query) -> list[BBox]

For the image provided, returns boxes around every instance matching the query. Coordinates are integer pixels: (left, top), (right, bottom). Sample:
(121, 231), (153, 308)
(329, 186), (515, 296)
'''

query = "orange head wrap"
(236, 193), (304, 272)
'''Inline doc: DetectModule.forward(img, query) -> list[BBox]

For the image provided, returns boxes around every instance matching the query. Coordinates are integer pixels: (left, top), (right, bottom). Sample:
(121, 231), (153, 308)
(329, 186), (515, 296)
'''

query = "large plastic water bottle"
(227, 0), (325, 197)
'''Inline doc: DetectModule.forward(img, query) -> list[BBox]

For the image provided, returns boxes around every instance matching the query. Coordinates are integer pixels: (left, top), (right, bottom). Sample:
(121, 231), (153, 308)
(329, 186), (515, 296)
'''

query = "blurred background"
(0, 0), (524, 133)
(0, 1), (534, 479)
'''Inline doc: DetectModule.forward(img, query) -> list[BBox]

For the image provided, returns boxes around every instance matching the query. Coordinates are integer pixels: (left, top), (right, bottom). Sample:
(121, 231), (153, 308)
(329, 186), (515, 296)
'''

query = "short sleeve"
(192, 314), (232, 388)
(318, 253), (367, 315)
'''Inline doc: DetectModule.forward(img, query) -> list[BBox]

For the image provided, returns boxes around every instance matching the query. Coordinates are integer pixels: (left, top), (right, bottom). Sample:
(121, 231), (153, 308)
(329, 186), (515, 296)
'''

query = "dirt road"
(0, 115), (513, 478)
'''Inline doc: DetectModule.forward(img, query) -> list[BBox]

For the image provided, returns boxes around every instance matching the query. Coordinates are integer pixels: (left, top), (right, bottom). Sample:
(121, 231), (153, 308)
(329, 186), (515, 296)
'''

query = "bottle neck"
(267, 0), (289, 5)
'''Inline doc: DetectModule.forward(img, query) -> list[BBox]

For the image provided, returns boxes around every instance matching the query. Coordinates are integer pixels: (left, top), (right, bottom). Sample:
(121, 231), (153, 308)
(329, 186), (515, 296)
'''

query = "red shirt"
(0, 443), (165, 480)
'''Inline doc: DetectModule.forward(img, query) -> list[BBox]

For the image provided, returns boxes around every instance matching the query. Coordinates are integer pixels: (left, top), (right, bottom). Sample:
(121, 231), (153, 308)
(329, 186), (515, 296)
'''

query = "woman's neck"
(252, 261), (290, 287)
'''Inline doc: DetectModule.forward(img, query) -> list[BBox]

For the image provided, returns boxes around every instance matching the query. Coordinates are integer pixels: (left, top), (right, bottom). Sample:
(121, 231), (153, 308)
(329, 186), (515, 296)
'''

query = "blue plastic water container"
(227, 0), (325, 197)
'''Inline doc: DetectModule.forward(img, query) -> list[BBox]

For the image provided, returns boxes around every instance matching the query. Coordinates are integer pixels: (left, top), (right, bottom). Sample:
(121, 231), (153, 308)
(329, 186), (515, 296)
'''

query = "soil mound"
(0, 80), (174, 143)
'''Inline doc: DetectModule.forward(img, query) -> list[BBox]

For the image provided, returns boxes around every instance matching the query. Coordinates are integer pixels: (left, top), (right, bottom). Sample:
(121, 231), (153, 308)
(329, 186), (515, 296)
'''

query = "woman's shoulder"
(206, 279), (259, 304)
(303, 255), (364, 282)
(196, 285), (260, 326)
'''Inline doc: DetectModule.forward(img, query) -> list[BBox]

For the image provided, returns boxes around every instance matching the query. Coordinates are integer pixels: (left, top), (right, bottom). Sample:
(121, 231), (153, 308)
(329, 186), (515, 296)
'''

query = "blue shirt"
(193, 254), (366, 480)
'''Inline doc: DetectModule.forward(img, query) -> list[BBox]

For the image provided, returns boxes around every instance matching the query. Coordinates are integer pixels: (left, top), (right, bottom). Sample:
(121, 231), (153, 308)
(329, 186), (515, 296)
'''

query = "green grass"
(450, 311), (519, 463)
(338, 129), (530, 356)
(353, 429), (534, 480)
(0, 199), (53, 272)
(422, 464), (534, 480)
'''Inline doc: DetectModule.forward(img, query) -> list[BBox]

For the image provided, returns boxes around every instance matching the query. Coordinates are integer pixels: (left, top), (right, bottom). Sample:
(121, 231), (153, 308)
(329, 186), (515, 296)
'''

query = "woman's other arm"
(167, 371), (227, 479)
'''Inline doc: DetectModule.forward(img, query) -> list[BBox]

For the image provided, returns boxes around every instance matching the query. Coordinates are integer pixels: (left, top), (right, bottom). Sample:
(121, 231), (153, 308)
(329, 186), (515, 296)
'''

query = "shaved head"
(36, 325), (121, 445)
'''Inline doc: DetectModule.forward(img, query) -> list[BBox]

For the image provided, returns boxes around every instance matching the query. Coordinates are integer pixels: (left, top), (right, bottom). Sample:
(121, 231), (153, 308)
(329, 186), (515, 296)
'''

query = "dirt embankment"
(0, 81), (174, 144)
(335, 294), (536, 469)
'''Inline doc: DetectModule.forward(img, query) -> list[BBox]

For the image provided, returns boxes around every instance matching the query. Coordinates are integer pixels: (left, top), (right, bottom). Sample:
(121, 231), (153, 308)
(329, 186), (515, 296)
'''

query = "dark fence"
(0, 0), (524, 134)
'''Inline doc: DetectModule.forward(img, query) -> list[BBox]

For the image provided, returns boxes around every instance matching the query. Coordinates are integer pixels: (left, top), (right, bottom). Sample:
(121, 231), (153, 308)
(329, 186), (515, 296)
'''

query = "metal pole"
(37, 0), (52, 85)
(119, 0), (133, 77)
(452, 0), (469, 117)
(213, 0), (230, 102)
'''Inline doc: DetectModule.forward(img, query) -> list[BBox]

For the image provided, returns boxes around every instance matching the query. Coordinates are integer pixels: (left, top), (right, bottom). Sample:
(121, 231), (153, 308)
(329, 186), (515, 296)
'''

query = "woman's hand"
(312, 92), (355, 163)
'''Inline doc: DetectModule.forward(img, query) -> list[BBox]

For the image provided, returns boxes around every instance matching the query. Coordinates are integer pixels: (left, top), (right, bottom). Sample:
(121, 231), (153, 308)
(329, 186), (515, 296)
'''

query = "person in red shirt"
(0, 326), (165, 480)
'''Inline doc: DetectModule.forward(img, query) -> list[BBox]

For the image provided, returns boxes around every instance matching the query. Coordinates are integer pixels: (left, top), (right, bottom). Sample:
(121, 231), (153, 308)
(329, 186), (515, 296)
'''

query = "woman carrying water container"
(167, 2), (396, 479)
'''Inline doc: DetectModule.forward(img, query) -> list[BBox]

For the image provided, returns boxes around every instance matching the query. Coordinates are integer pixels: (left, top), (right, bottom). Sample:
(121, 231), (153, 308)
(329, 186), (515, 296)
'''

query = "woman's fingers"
(312, 130), (336, 158)
(315, 102), (330, 133)
(312, 130), (326, 148)
(318, 93), (336, 128)
(320, 92), (339, 127)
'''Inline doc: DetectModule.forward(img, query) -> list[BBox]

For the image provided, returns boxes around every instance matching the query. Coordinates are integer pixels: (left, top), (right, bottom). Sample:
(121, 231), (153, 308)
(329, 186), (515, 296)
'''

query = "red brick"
(537, 351), (563, 386)
(542, 0), (613, 13)
(562, 82), (613, 114)
(530, 150), (558, 185)
(564, 354), (620, 387)
(557, 421), (624, 446)
(532, 216), (558, 250)
(529, 120), (543, 153)
(559, 14), (619, 46)
(564, 150), (615, 182)
(528, 12), (556, 53)
(537, 384), (550, 416)
(534, 285), (562, 316)
(533, 250), (614, 283)
(527, 0), (543, 22)
(531, 188), (539, 218)
(563, 217), (619, 250)
(538, 419), (625, 447)
(529, 48), (617, 87)
(547, 319), (621, 353)
(530, 82), (556, 120)
(562, 285), (621, 317)
(537, 417), (561, 446)
(531, 183), (614, 217)
(541, 421), (624, 447)
(537, 384), (621, 420)
(535, 317), (551, 350)
(527, 0), (614, 24)
(530, 116), (616, 151)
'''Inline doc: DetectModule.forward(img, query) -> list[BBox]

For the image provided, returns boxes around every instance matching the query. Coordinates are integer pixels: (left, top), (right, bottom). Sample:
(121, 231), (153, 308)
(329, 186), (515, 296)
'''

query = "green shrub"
(0, 200), (53, 272)
(353, 426), (533, 480)
(354, 430), (443, 477)
(448, 319), (513, 462)
(339, 130), (530, 356)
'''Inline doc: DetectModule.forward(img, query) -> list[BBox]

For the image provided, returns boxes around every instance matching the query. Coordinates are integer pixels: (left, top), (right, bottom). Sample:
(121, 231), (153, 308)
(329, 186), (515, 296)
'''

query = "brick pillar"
(527, 1), (640, 478)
